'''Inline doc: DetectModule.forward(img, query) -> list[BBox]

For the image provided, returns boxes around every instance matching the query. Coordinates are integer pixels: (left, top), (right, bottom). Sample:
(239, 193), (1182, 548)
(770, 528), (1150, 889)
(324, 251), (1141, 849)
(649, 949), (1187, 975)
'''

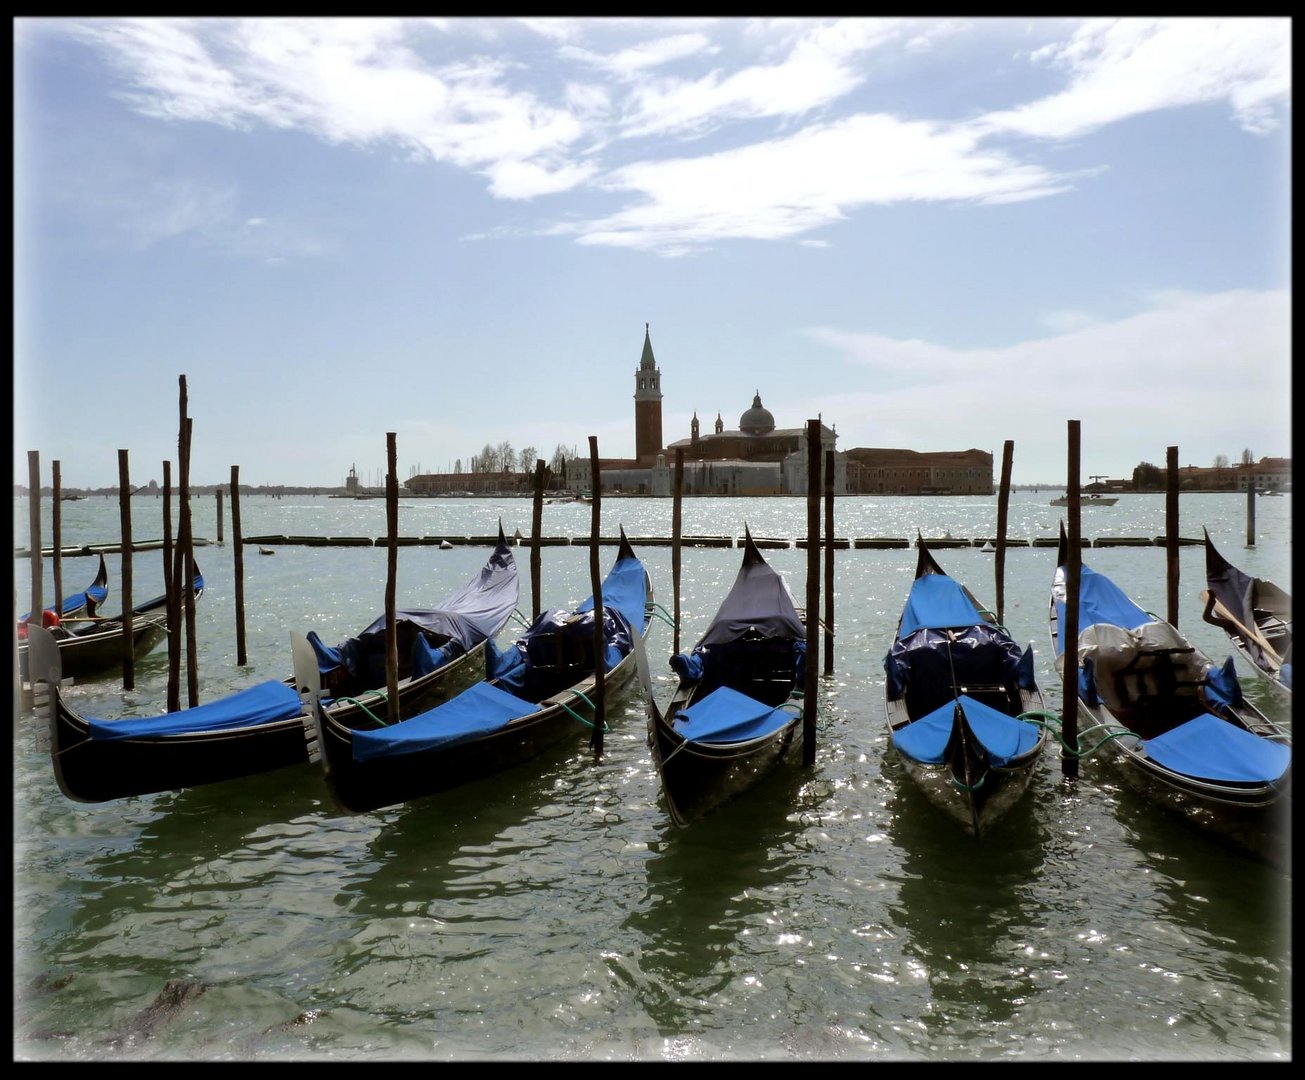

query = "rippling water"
(12, 492), (1292, 1061)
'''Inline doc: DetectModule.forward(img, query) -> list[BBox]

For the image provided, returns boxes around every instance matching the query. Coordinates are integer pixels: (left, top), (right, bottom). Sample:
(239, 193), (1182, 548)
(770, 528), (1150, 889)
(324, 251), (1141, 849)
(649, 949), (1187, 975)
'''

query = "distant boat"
(259, 546), (275, 556)
(1050, 493), (1117, 507)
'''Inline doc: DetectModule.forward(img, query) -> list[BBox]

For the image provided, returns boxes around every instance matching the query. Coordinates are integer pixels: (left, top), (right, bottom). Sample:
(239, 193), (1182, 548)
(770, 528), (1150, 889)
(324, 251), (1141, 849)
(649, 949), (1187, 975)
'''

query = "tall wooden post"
(231, 465), (247, 665)
(672, 448), (684, 655)
(215, 488), (224, 545)
(588, 436), (606, 754)
(164, 461), (179, 712)
(995, 440), (1014, 625)
(531, 459), (545, 620)
(823, 447), (835, 676)
(51, 461), (63, 620)
(1165, 446), (1179, 628)
(385, 433), (400, 720)
(118, 450), (136, 689)
(1246, 487), (1256, 547)
(803, 419), (821, 766)
(27, 451), (42, 625)
(1062, 421), (1081, 780)
(175, 379), (199, 708)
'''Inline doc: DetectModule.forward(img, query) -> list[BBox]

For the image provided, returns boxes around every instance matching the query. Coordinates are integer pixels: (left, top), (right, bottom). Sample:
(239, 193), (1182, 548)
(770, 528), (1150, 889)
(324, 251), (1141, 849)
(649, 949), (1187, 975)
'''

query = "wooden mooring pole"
(531, 459), (545, 620)
(803, 419), (821, 766)
(231, 465), (247, 665)
(215, 488), (224, 546)
(385, 434), (400, 719)
(823, 447), (835, 676)
(164, 461), (179, 712)
(52, 461), (63, 620)
(1246, 487), (1256, 547)
(672, 448), (684, 655)
(27, 451), (42, 626)
(118, 449), (136, 690)
(995, 440), (1014, 625)
(1166, 446), (1180, 628)
(1061, 420), (1081, 780)
(587, 436), (605, 754)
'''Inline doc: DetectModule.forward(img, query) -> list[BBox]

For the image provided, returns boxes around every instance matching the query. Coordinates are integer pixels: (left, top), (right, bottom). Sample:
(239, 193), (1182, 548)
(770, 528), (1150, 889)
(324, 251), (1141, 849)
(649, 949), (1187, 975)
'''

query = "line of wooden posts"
(23, 402), (1231, 782)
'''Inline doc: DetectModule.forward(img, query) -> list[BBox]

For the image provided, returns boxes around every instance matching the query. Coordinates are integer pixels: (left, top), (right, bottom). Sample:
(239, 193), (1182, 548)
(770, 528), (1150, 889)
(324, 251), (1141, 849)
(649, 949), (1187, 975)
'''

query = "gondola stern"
(290, 631), (330, 775)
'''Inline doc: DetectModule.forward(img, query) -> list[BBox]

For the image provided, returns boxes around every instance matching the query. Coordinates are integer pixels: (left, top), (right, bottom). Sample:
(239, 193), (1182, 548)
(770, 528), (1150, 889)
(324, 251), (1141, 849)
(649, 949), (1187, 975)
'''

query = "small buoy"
(980, 541), (995, 554)
(259, 546), (274, 556)
(440, 540), (453, 550)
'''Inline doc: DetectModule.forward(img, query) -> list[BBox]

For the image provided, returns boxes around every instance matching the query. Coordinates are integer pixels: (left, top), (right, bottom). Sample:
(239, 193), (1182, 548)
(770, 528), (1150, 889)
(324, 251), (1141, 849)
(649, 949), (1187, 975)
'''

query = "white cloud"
(979, 17), (1291, 139)
(802, 288), (1291, 476)
(566, 114), (1068, 253)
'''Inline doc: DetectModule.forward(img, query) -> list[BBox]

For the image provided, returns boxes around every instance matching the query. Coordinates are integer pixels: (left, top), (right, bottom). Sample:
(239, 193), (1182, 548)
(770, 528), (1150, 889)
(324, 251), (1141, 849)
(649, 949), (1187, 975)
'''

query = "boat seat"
(1080, 622), (1208, 739)
(695, 632), (799, 709)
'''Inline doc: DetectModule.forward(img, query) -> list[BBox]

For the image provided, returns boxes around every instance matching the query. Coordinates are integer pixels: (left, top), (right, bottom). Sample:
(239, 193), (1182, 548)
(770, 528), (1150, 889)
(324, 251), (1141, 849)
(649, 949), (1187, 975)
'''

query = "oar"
(1201, 591), (1285, 668)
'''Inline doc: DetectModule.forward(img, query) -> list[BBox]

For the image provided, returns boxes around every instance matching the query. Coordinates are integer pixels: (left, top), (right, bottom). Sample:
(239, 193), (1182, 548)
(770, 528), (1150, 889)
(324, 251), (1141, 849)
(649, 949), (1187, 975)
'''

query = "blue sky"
(13, 17), (1292, 489)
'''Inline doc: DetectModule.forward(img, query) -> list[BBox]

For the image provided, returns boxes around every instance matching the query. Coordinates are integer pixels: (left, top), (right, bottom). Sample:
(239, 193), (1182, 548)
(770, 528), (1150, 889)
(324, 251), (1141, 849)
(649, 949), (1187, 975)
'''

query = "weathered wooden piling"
(588, 436), (605, 754)
(384, 434), (399, 717)
(215, 488), (224, 545)
(672, 448), (684, 655)
(823, 447), (834, 676)
(995, 440), (1014, 625)
(118, 449), (136, 689)
(1246, 487), (1256, 547)
(803, 419), (820, 766)
(27, 451), (42, 625)
(1166, 446), (1180, 627)
(231, 465), (247, 666)
(164, 461), (178, 712)
(1061, 421), (1081, 780)
(531, 459), (545, 620)
(52, 461), (63, 622)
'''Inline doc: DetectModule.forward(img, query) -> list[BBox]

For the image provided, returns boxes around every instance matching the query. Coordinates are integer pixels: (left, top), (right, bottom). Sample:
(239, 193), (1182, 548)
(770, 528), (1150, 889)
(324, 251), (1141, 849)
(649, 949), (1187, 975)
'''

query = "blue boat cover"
(1057, 562), (1153, 640)
(672, 685), (796, 744)
(891, 694), (1042, 767)
(85, 680), (303, 741)
(897, 573), (984, 636)
(884, 625), (1031, 700)
(576, 549), (649, 639)
(695, 539), (805, 647)
(351, 681), (542, 762)
(1143, 712), (1291, 783)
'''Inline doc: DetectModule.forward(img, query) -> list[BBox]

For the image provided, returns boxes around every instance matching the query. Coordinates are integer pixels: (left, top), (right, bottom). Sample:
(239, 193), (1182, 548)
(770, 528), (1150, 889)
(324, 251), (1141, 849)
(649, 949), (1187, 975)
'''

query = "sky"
(12, 17), (1293, 490)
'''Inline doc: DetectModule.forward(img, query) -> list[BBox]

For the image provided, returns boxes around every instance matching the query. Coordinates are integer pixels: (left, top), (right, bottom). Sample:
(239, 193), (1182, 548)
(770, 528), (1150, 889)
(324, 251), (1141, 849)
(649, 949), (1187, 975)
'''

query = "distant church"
(572, 323), (845, 496)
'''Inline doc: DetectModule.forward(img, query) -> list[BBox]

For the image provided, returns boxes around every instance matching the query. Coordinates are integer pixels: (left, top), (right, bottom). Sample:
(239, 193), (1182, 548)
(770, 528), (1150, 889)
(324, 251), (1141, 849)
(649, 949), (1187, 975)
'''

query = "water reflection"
(624, 763), (811, 1035)
(881, 747), (1050, 1038)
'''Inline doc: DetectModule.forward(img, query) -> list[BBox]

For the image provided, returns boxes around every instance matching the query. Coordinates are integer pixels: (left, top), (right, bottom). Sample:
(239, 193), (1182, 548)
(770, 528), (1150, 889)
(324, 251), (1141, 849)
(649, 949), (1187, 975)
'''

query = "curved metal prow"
(290, 631), (326, 769)
(25, 624), (63, 752)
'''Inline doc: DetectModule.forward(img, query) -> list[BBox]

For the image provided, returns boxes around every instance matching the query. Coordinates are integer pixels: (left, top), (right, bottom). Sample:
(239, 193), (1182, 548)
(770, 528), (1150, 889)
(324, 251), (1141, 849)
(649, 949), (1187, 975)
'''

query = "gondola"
(297, 527), (653, 815)
(17, 562), (203, 684)
(1199, 528), (1291, 699)
(27, 535), (518, 804)
(18, 553), (109, 624)
(1050, 523), (1290, 857)
(646, 527), (807, 826)
(883, 536), (1048, 837)
(297, 524), (519, 728)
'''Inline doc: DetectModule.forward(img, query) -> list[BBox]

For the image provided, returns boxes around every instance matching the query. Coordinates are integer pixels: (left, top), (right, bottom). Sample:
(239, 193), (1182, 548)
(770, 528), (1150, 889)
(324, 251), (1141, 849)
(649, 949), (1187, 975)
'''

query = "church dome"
(739, 392), (775, 435)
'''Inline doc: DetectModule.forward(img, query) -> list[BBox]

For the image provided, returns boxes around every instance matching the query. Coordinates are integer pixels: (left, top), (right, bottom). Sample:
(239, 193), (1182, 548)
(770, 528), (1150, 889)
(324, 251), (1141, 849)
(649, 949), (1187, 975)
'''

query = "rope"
(649, 603), (678, 630)
(334, 692), (389, 726)
(557, 688), (609, 733)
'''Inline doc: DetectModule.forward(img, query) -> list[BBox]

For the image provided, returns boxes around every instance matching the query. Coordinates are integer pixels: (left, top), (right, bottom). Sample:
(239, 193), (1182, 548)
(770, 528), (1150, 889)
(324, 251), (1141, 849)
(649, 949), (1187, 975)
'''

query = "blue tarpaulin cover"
(351, 681), (542, 762)
(576, 549), (648, 638)
(672, 685), (796, 744)
(1143, 712), (1290, 783)
(1057, 562), (1153, 638)
(891, 694), (1042, 767)
(897, 573), (985, 636)
(86, 680), (303, 740)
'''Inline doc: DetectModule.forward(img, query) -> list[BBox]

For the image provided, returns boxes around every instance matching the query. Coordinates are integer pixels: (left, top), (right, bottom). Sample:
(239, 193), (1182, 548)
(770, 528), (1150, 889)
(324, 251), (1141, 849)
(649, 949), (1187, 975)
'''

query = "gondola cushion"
(350, 681), (542, 761)
(85, 680), (303, 740)
(672, 685), (795, 744)
(1142, 712), (1291, 783)
(891, 694), (1042, 767)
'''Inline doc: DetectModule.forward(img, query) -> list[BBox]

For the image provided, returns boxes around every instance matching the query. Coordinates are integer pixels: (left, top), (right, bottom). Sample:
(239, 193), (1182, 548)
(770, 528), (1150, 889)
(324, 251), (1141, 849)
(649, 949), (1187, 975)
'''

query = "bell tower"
(633, 322), (663, 464)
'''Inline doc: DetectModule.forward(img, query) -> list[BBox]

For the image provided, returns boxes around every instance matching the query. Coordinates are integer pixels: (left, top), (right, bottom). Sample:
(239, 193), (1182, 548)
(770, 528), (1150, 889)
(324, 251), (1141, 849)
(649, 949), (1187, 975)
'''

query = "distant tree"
(1213, 454), (1230, 469)
(496, 440), (514, 473)
(550, 444), (569, 487)
(519, 447), (537, 474)
(477, 443), (498, 472)
(1132, 461), (1164, 489)
(1240, 447), (1255, 465)
(454, 458), (463, 474)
